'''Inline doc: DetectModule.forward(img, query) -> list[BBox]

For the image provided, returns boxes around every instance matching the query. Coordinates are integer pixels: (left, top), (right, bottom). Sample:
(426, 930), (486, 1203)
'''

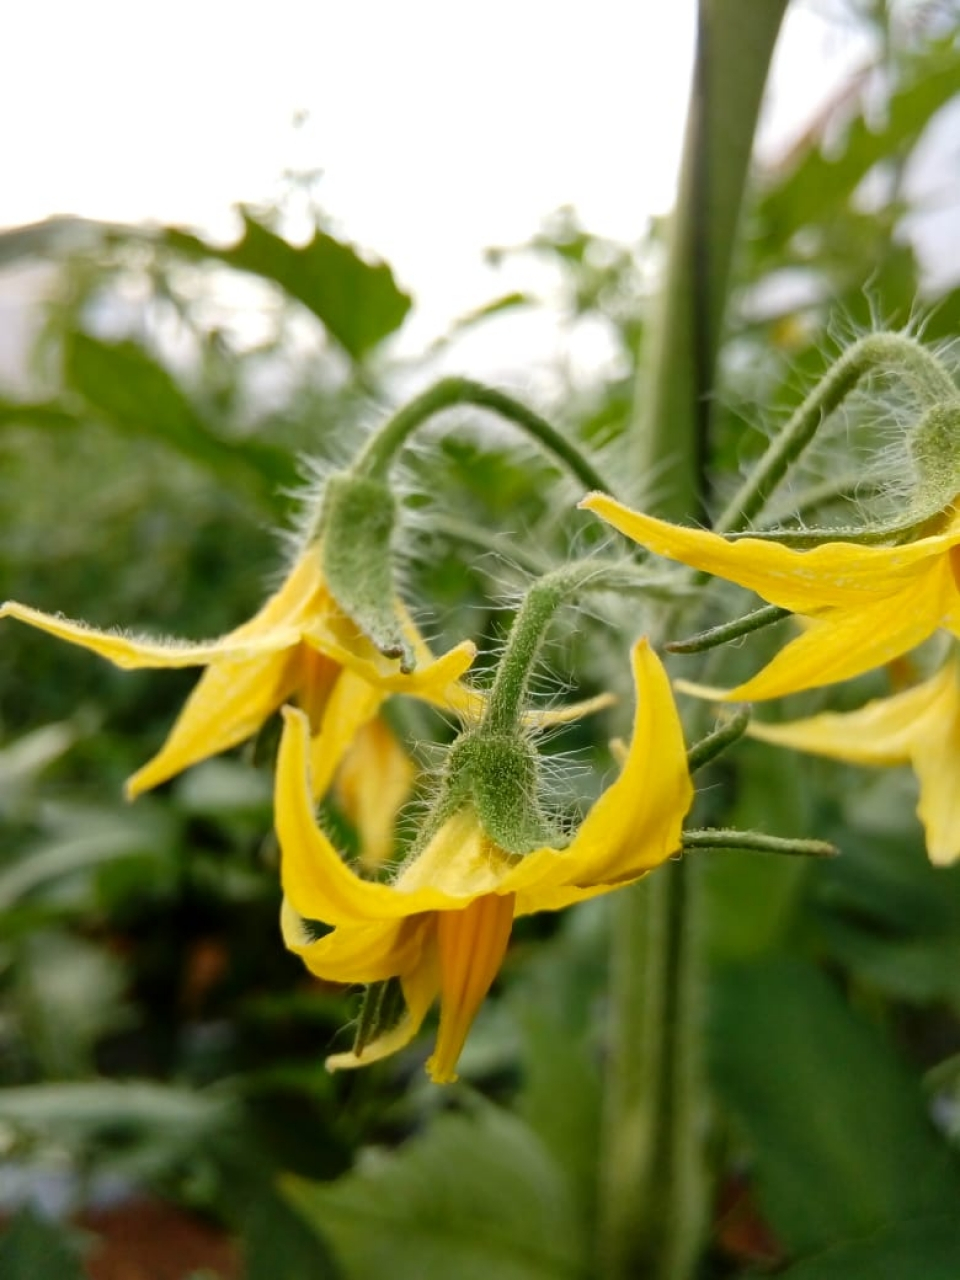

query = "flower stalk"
(714, 332), (959, 537)
(353, 376), (610, 495)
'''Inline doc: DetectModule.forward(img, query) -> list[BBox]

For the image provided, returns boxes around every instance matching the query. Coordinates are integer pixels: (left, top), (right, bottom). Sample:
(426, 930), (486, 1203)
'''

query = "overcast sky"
(3, 2), (875, 354)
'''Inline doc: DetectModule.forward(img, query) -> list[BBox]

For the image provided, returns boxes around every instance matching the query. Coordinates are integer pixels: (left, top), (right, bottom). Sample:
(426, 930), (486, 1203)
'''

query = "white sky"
(2, 2), (875, 358)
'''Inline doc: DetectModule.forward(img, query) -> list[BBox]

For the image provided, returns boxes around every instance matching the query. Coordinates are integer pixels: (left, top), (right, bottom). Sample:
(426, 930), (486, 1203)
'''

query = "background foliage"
(2, 4), (960, 1276)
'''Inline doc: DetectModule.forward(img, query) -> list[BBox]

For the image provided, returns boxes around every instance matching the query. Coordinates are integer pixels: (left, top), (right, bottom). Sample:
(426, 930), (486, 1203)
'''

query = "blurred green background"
(2, 5), (960, 1277)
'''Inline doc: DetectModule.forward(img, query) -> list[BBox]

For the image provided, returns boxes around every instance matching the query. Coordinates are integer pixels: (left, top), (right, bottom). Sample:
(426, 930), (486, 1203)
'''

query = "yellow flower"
(0, 545), (475, 799)
(277, 639), (693, 1083)
(581, 492), (960, 700)
(748, 654), (960, 866)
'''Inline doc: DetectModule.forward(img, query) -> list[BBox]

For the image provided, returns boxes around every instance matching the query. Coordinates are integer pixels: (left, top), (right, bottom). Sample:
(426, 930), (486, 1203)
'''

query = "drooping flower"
(277, 638), (693, 1083)
(580, 492), (960, 700)
(747, 654), (960, 866)
(0, 544), (475, 799)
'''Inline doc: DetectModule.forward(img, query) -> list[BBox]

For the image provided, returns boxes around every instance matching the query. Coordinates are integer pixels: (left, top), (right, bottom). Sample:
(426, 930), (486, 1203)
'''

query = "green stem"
(685, 707), (751, 773)
(714, 332), (958, 535)
(483, 561), (627, 735)
(682, 829), (837, 858)
(667, 603), (790, 655)
(354, 377), (609, 495)
(600, 862), (706, 1280)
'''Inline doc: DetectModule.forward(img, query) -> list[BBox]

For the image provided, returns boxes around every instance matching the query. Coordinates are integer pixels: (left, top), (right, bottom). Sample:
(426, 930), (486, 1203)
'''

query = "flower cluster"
(581, 480), (960, 865)
(7, 338), (956, 1080)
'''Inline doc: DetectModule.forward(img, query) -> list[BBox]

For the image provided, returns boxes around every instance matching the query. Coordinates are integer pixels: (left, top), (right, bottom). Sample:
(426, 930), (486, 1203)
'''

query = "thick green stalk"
(630, 0), (789, 522)
(601, 4), (788, 1278)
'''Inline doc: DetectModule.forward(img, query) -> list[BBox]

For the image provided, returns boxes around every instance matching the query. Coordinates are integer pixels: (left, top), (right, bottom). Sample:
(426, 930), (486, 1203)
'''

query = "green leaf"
(285, 1104), (587, 1280)
(15, 932), (132, 1077)
(811, 800), (960, 1010)
(0, 1209), (85, 1280)
(164, 212), (412, 360)
(0, 397), (82, 433)
(758, 41), (960, 245)
(242, 1187), (343, 1280)
(0, 1081), (235, 1150)
(62, 332), (297, 507)
(779, 1214), (960, 1279)
(0, 805), (173, 912)
(710, 958), (960, 1256)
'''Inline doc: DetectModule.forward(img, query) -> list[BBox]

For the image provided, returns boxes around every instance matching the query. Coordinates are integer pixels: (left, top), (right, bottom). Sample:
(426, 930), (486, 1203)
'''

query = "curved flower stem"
(714, 332), (959, 535)
(482, 560), (632, 735)
(353, 377), (610, 496)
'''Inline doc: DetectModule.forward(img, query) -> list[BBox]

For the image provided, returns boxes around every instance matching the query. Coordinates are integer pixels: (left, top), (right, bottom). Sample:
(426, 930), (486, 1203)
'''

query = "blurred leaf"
(779, 1213), (960, 1279)
(164, 212), (412, 360)
(0, 1208), (85, 1280)
(173, 758), (273, 819)
(510, 912), (608, 1222)
(62, 332), (297, 506)
(710, 958), (960, 1255)
(0, 805), (173, 912)
(0, 1081), (235, 1150)
(242, 1186), (342, 1280)
(16, 932), (132, 1078)
(286, 1104), (587, 1279)
(0, 214), (103, 267)
(0, 397), (82, 432)
(758, 41), (960, 246)
(0, 721), (80, 809)
(811, 795), (960, 1010)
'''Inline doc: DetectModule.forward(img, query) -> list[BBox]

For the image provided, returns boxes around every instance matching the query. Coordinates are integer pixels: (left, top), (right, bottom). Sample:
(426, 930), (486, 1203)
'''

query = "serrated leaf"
(164, 213), (412, 360)
(285, 1105), (587, 1280)
(710, 958), (960, 1255)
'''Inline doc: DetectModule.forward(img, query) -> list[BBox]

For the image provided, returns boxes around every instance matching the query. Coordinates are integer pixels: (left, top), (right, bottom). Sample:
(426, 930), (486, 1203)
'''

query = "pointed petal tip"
(674, 677), (738, 703)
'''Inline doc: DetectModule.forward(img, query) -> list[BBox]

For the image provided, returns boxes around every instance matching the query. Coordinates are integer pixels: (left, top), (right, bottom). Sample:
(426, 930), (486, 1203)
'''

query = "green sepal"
(319, 471), (414, 671)
(444, 730), (556, 857)
(354, 976), (406, 1053)
(909, 401), (960, 518)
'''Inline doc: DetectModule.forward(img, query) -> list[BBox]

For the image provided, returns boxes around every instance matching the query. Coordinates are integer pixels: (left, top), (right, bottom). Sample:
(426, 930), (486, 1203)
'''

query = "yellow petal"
(224, 544), (329, 638)
(326, 936), (440, 1073)
(426, 893), (515, 1084)
(714, 568), (948, 701)
(506, 639), (692, 912)
(900, 661), (960, 866)
(276, 706), (462, 923)
(126, 648), (302, 796)
(580, 492), (960, 612)
(305, 668), (387, 802)
(335, 717), (417, 871)
(0, 600), (301, 670)
(280, 898), (428, 983)
(393, 809), (512, 899)
(914, 737), (960, 867)
(746, 677), (947, 766)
